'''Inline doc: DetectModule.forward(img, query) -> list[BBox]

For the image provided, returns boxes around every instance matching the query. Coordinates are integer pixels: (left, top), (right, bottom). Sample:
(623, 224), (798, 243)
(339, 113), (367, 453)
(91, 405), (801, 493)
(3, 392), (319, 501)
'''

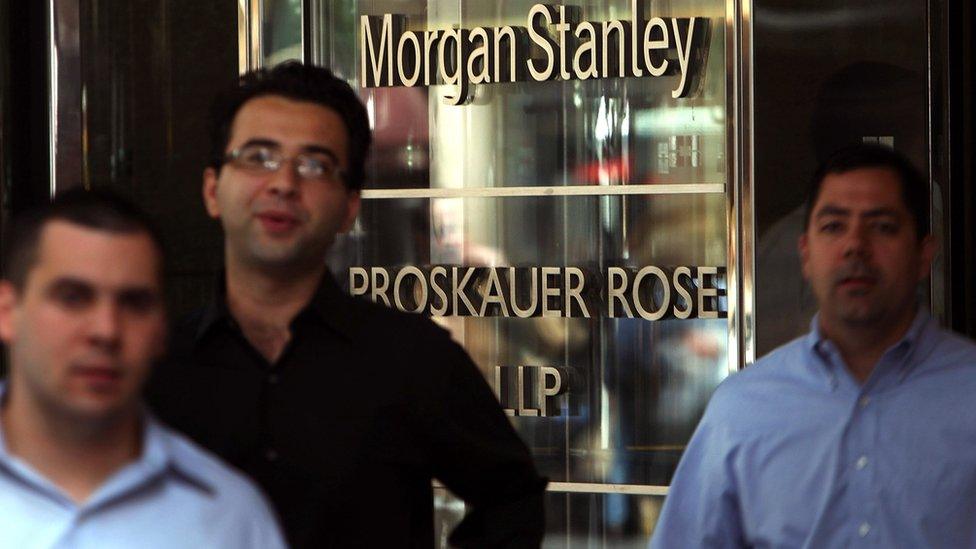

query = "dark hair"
(209, 61), (372, 191)
(2, 188), (166, 289)
(804, 144), (930, 238)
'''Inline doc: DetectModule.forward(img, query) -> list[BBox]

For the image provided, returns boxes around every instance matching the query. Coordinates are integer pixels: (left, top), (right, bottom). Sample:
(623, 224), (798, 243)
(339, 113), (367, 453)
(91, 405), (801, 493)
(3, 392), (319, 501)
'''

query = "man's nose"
(266, 159), (300, 197)
(87, 301), (122, 351)
(843, 224), (870, 258)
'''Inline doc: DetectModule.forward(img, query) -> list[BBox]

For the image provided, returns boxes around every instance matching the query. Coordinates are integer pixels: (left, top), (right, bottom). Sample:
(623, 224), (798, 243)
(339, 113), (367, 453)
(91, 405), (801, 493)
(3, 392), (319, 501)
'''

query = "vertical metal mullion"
(46, 0), (57, 196)
(238, 0), (264, 74)
(727, 0), (755, 373)
(926, 0), (951, 326)
(47, 0), (83, 196)
(307, 0), (326, 66)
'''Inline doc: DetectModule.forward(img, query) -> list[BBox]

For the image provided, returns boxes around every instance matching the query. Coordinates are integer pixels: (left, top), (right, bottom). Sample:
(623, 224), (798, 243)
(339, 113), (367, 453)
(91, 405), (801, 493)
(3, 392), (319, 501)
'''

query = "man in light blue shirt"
(0, 190), (286, 549)
(652, 144), (976, 548)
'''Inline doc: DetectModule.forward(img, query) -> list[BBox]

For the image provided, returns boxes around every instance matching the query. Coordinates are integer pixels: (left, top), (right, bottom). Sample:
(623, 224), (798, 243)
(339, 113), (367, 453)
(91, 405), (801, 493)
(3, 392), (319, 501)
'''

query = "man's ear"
(0, 281), (20, 343)
(918, 233), (938, 282)
(798, 232), (810, 281)
(340, 190), (361, 233)
(202, 167), (221, 219)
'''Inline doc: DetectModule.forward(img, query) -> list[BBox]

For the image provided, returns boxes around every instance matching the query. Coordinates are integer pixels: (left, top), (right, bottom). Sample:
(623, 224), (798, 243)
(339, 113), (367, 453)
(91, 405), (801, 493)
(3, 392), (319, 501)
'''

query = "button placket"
(846, 388), (878, 543)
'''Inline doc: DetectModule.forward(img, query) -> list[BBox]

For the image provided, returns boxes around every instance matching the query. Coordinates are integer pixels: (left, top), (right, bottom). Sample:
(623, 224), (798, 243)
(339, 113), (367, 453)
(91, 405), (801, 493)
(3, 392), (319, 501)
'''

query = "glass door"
(268, 1), (745, 545)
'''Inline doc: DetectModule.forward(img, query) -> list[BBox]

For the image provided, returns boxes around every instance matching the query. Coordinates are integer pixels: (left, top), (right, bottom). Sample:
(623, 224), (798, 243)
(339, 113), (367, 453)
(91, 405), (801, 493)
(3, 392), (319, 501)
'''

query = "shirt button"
(268, 373), (279, 385)
(264, 448), (279, 462)
(859, 396), (871, 408)
(856, 456), (869, 470)
(859, 522), (871, 537)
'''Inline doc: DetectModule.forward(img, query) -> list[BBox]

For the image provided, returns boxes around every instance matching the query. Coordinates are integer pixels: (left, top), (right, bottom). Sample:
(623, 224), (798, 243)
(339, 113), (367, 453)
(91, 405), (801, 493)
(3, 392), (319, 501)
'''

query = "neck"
(224, 253), (326, 362)
(819, 308), (918, 383)
(224, 255), (325, 328)
(1, 389), (141, 504)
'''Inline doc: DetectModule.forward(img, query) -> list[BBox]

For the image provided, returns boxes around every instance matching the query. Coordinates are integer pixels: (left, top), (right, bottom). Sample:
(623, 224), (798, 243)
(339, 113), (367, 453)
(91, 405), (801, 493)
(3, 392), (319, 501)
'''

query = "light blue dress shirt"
(652, 310), (976, 548)
(0, 393), (287, 549)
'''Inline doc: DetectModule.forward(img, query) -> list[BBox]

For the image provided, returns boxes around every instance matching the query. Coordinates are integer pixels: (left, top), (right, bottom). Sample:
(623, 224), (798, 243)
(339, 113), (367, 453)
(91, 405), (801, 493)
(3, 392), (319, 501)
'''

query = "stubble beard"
(234, 224), (334, 276)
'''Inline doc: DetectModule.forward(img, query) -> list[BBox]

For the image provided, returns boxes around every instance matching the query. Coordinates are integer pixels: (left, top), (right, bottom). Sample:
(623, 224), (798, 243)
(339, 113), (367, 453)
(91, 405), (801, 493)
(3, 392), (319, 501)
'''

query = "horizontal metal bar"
(361, 183), (725, 200)
(546, 482), (669, 496)
(433, 480), (668, 496)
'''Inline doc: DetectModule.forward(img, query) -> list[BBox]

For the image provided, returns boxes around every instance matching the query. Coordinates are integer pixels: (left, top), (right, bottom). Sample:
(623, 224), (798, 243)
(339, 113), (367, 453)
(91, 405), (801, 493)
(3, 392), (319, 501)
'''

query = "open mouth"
(256, 212), (299, 233)
(837, 276), (877, 291)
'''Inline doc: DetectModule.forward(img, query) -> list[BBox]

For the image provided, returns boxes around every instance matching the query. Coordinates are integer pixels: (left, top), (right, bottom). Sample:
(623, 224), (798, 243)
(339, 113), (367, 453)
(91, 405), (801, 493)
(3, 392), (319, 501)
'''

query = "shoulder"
(156, 422), (274, 511)
(931, 327), (976, 363)
(707, 336), (810, 412)
(339, 293), (462, 371)
(912, 326), (976, 385)
(342, 292), (450, 340)
(154, 423), (287, 548)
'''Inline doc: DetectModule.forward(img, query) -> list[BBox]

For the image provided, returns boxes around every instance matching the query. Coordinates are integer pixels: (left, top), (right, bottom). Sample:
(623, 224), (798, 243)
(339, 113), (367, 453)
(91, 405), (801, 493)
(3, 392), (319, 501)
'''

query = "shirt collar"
(805, 307), (935, 383)
(0, 383), (214, 501)
(195, 268), (355, 343)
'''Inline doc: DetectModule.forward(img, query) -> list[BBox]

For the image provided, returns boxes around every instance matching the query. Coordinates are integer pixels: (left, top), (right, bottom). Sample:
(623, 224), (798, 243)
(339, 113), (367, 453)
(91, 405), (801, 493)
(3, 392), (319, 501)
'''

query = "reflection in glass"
(436, 487), (667, 547)
(262, 0), (303, 65)
(314, 0), (726, 191)
(314, 1), (732, 546)
(753, 0), (932, 354)
(331, 192), (728, 488)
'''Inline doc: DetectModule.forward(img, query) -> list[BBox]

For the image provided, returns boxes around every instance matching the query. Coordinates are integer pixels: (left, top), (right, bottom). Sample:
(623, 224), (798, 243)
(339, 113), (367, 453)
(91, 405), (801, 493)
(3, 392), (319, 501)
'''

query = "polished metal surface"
(361, 183), (726, 200)
(925, 0), (948, 325)
(547, 482), (669, 495)
(307, 0), (325, 66)
(238, 0), (264, 73)
(434, 479), (669, 495)
(729, 0), (756, 369)
(47, 0), (84, 195)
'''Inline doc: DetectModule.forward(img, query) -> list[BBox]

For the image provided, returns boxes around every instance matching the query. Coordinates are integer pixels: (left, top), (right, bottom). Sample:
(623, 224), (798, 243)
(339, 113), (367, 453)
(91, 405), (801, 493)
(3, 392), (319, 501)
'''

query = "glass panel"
(330, 192), (728, 487)
(78, 0), (237, 317)
(752, 0), (933, 355)
(306, 1), (734, 546)
(313, 0), (726, 191)
(436, 486), (666, 547)
(263, 0), (304, 65)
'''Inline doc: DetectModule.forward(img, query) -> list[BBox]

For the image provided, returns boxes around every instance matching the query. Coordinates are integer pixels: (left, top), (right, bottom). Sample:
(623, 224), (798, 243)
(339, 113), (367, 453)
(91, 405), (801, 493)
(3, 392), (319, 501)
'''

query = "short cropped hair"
(208, 61), (372, 191)
(2, 188), (166, 290)
(804, 144), (930, 238)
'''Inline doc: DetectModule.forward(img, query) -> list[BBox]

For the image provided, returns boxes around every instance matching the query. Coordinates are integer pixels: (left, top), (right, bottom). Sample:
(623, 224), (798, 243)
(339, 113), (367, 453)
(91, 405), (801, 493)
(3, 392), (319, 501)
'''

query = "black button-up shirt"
(146, 273), (546, 548)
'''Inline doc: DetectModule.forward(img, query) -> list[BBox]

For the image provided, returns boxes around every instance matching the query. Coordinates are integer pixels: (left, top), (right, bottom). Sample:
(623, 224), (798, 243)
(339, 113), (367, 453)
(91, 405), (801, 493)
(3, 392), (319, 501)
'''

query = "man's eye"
(298, 155), (334, 177)
(239, 147), (277, 166)
(874, 221), (898, 234)
(819, 221), (843, 233)
(52, 286), (94, 309)
(118, 291), (159, 315)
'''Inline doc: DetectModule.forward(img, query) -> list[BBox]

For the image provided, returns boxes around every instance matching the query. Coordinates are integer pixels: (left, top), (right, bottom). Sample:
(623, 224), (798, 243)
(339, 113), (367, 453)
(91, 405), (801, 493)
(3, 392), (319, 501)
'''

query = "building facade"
(2, 0), (974, 546)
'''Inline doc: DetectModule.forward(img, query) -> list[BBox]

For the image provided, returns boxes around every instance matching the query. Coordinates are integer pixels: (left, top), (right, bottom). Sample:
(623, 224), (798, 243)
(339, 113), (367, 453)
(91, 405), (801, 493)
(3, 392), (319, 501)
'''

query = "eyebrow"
(236, 139), (340, 165)
(46, 277), (94, 294)
(46, 276), (159, 298)
(814, 205), (902, 220)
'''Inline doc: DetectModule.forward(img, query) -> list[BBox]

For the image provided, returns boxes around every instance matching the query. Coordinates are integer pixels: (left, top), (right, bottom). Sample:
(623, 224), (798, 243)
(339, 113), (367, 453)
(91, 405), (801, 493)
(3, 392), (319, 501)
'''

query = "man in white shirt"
(0, 189), (286, 549)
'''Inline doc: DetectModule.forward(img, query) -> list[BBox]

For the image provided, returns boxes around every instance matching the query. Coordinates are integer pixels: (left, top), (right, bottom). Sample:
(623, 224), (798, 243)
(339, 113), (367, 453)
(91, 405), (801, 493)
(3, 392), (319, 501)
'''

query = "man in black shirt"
(147, 62), (546, 548)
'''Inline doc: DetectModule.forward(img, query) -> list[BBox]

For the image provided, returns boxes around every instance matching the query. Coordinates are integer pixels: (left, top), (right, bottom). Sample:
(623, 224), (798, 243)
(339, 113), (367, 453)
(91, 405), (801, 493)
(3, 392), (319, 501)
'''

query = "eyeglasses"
(222, 143), (345, 184)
